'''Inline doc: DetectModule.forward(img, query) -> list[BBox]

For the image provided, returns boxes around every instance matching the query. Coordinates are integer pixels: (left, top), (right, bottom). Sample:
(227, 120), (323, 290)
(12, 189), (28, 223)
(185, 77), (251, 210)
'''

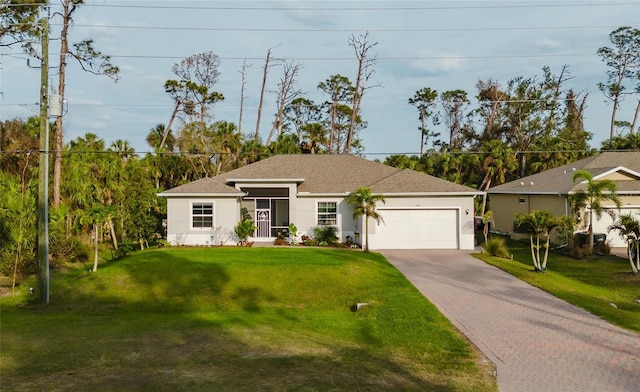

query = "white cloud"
(407, 52), (468, 73)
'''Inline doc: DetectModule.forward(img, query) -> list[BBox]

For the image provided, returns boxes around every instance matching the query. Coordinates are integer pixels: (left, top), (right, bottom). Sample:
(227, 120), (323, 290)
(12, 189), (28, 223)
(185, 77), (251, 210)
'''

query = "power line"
(3, 148), (636, 157)
(8, 1), (637, 11)
(1, 50), (603, 61)
(0, 96), (602, 109)
(58, 23), (623, 33)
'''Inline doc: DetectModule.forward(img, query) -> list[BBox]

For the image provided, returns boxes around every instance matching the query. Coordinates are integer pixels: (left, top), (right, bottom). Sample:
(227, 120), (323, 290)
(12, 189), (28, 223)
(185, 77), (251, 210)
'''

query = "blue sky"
(2, 0), (639, 158)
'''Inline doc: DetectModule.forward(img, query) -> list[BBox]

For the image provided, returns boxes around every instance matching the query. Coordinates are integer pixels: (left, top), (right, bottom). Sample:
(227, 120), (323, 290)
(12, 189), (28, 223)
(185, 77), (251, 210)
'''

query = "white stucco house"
(158, 154), (482, 250)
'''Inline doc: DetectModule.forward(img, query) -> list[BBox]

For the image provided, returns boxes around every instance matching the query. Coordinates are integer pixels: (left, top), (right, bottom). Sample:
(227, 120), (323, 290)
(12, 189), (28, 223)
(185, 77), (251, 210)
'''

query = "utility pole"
(37, 11), (50, 305)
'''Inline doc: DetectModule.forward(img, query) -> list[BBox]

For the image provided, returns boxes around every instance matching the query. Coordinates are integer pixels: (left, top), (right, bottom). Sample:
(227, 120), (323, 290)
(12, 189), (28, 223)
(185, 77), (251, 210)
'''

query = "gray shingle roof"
(370, 169), (479, 194)
(488, 151), (640, 194)
(161, 154), (480, 196)
(158, 177), (244, 196)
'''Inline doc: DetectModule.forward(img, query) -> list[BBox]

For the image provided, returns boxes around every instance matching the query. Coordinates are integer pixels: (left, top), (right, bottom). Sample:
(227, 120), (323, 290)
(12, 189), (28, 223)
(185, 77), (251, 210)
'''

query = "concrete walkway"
(381, 249), (640, 392)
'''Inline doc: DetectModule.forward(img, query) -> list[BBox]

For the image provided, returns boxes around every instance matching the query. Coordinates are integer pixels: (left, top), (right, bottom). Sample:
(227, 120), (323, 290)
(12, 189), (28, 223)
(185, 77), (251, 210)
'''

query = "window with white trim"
(192, 202), (214, 229)
(317, 201), (337, 225)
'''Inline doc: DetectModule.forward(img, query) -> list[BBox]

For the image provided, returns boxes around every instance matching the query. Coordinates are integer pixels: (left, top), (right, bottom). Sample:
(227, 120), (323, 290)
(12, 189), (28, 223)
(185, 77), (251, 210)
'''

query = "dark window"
(192, 203), (214, 228)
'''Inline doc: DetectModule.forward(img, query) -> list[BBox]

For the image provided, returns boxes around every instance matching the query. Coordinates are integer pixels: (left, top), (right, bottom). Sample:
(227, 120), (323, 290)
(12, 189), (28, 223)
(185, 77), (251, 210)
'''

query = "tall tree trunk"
(609, 97), (620, 141)
(519, 153), (527, 178)
(93, 224), (99, 272)
(328, 102), (337, 153)
(588, 208), (595, 250)
(108, 218), (118, 250)
(254, 48), (272, 142)
(420, 112), (425, 156)
(238, 60), (249, 135)
(630, 100), (640, 135)
(542, 236), (550, 271)
(529, 236), (538, 271)
(159, 102), (179, 151)
(627, 243), (639, 274)
(535, 236), (541, 271)
(53, 1), (73, 207)
(364, 216), (370, 252)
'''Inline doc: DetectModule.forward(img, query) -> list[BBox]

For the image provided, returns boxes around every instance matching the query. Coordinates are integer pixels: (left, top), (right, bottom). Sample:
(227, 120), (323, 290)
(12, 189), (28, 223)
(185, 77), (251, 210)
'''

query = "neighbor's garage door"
(376, 209), (458, 249)
(592, 207), (640, 248)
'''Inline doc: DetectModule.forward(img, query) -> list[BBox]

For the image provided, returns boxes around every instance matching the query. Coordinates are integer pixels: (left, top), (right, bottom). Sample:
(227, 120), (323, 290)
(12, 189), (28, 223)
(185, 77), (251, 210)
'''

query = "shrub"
(234, 219), (258, 246)
(313, 225), (339, 245)
(483, 237), (509, 258)
(300, 235), (317, 246)
(573, 244), (593, 258)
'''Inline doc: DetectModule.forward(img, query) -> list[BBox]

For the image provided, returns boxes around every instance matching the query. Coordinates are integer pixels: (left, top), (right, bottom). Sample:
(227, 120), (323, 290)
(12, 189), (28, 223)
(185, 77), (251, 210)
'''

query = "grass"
(1, 247), (496, 391)
(476, 241), (640, 334)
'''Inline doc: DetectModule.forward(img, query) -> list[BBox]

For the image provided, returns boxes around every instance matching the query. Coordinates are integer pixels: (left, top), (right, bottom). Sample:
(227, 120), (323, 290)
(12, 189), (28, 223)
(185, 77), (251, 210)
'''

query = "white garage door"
(376, 209), (459, 249)
(592, 207), (640, 248)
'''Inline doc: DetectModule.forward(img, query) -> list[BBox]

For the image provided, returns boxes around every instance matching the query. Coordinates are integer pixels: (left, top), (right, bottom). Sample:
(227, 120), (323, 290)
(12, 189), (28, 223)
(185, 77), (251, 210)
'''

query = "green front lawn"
(1, 247), (496, 391)
(476, 242), (640, 334)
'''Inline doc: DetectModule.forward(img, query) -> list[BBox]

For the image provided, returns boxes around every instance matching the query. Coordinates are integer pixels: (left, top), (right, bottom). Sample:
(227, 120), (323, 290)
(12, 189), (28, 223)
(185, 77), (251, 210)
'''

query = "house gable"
(592, 166), (640, 182)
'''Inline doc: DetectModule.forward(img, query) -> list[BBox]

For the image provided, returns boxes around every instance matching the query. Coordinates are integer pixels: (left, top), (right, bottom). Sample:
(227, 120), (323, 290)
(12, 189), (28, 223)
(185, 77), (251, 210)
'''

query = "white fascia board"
(377, 206), (462, 210)
(566, 189), (640, 195)
(591, 166), (640, 181)
(157, 192), (245, 198)
(227, 178), (305, 183)
(488, 190), (568, 195)
(379, 191), (483, 197)
(296, 192), (349, 197)
(298, 191), (483, 197)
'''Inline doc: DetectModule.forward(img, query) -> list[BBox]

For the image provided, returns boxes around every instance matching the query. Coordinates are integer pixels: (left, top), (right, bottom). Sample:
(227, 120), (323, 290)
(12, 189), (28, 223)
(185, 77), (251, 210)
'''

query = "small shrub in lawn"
(595, 240), (611, 255)
(573, 244), (593, 258)
(483, 237), (509, 258)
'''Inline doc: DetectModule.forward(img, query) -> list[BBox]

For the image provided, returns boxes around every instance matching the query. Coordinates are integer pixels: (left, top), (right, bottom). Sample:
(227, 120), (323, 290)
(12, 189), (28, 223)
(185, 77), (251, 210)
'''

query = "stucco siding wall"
(619, 195), (640, 207)
(490, 194), (527, 233)
(529, 195), (567, 216)
(166, 197), (240, 246)
(295, 196), (355, 242)
(491, 194), (567, 233)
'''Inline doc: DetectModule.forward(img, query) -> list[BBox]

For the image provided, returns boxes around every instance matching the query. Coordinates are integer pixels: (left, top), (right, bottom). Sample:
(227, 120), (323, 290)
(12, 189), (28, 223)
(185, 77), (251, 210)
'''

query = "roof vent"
(572, 167), (576, 171)
(520, 181), (524, 186)
(530, 181), (534, 186)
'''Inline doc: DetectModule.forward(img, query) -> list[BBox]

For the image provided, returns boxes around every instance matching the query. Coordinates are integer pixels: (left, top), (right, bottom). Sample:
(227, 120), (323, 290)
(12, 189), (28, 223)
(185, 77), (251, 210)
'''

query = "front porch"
(240, 187), (291, 242)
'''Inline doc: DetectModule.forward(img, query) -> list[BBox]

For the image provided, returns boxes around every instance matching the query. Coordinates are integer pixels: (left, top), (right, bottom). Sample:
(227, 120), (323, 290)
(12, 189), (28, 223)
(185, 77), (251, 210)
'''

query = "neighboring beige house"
(487, 151), (640, 247)
(158, 154), (482, 250)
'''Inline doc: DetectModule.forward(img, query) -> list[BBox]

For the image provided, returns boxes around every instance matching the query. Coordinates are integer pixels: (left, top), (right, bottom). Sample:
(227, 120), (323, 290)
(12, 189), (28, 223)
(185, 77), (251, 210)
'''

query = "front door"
(255, 209), (271, 238)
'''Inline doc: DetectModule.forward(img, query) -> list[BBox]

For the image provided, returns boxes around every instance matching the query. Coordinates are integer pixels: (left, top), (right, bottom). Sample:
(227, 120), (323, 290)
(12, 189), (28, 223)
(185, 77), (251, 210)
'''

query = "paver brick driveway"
(381, 249), (640, 392)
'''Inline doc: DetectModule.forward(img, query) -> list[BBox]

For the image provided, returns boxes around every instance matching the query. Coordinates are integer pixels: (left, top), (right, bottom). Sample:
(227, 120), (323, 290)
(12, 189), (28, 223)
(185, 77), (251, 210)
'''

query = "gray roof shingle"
(488, 151), (640, 194)
(161, 154), (479, 196)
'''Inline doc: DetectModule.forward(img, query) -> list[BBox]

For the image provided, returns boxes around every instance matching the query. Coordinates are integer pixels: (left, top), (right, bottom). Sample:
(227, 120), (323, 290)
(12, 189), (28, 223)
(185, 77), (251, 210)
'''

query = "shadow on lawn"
(2, 314), (451, 391)
(1, 249), (492, 391)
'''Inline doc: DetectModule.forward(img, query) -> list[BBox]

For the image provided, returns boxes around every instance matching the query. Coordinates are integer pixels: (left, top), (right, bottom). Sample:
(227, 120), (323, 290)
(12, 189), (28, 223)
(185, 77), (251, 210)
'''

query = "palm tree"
(608, 213), (640, 274)
(515, 210), (571, 271)
(478, 139), (518, 216)
(347, 187), (385, 252)
(571, 169), (621, 249)
(214, 121), (243, 174)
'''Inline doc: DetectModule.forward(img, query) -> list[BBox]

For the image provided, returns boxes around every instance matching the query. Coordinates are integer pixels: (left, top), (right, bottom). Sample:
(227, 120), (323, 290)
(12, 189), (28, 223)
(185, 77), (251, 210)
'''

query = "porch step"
(251, 241), (275, 247)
